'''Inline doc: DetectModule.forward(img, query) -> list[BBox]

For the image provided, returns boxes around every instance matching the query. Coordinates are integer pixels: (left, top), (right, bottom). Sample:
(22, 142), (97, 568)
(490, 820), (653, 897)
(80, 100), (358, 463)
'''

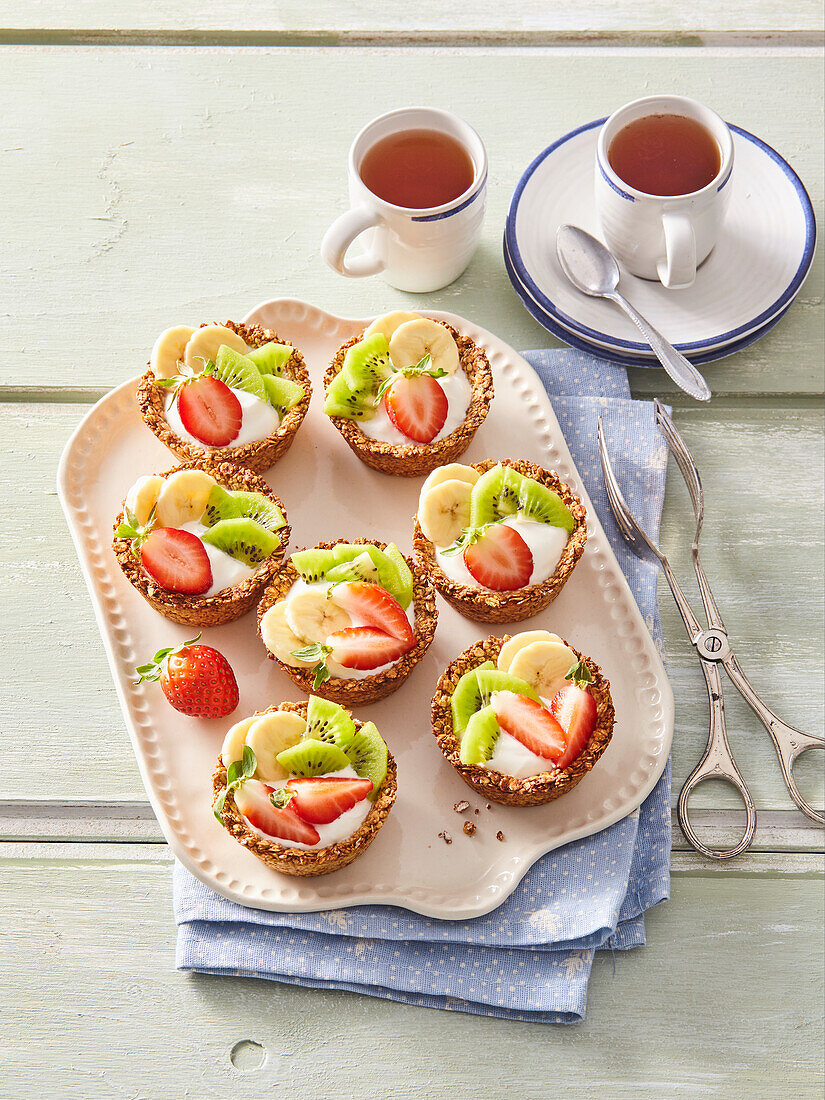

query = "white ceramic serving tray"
(58, 299), (673, 920)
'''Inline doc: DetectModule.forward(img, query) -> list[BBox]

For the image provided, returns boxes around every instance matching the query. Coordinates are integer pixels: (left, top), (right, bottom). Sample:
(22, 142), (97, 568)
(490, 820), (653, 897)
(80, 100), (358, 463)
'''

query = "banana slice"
(497, 630), (563, 673)
(221, 716), (257, 768)
(508, 640), (577, 700)
(183, 324), (248, 371)
(389, 318), (460, 375)
(364, 311), (421, 342)
(150, 325), (195, 379)
(285, 588), (352, 644)
(154, 469), (217, 528)
(421, 463), (480, 497)
(260, 601), (314, 666)
(418, 478), (473, 546)
(246, 711), (307, 782)
(125, 474), (164, 526)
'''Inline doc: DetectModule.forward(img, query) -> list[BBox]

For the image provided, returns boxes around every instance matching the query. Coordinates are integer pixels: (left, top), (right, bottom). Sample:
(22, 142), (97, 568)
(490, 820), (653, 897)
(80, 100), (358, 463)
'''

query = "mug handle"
(321, 207), (386, 278)
(657, 212), (697, 289)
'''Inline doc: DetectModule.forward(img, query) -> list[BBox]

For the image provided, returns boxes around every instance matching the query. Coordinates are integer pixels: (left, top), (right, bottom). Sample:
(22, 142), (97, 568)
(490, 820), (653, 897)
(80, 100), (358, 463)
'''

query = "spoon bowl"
(556, 225), (621, 296)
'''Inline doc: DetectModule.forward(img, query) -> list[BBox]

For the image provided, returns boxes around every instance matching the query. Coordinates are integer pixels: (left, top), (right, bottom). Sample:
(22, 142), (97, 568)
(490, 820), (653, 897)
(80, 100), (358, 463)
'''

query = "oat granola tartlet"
(431, 632), (614, 807)
(137, 320), (311, 473)
(322, 311), (493, 477)
(414, 458), (587, 624)
(113, 458), (290, 627)
(257, 537), (437, 705)
(213, 697), (397, 877)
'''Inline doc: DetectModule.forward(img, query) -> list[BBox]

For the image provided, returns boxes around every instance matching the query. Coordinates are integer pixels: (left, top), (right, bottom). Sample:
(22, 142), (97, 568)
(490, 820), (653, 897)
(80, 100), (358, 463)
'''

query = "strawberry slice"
(550, 684), (597, 768)
(464, 524), (533, 591)
(177, 375), (242, 446)
(234, 780), (320, 845)
(287, 776), (373, 824)
(331, 582), (414, 644)
(491, 690), (566, 761)
(328, 627), (412, 669)
(384, 372), (448, 443)
(141, 527), (212, 595)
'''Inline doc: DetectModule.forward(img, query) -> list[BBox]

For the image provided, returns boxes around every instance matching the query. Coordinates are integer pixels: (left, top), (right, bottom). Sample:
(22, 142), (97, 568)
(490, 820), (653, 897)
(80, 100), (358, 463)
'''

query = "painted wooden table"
(1, 6), (823, 1097)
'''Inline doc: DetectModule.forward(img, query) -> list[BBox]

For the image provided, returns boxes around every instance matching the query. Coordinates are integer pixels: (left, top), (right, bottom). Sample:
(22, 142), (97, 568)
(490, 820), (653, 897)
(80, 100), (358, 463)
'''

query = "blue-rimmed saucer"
(503, 233), (792, 368)
(504, 118), (815, 362)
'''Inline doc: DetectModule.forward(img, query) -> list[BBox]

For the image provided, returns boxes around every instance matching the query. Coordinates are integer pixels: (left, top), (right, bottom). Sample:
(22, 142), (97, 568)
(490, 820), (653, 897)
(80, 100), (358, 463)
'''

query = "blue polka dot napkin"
(174, 350), (672, 1024)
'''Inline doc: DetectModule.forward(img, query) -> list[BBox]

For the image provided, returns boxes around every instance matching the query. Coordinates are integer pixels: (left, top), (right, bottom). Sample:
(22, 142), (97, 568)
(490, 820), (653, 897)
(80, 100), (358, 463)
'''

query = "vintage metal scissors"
(598, 399), (824, 859)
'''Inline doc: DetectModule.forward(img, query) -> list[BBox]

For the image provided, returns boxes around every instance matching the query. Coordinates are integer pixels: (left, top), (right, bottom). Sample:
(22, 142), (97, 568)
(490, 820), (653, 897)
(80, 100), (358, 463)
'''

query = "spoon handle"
(608, 292), (712, 402)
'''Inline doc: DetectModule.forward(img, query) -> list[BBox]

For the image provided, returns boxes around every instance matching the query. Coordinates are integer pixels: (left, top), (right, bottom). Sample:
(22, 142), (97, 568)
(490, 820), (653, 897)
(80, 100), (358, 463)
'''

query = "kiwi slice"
(382, 543), (414, 610)
(450, 660), (496, 734)
(323, 371), (376, 421)
(331, 544), (406, 604)
(262, 373), (305, 415)
(517, 476), (575, 533)
(341, 333), (394, 392)
(325, 551), (380, 585)
(469, 465), (520, 526)
(451, 666), (539, 735)
(203, 485), (285, 531)
(344, 721), (388, 799)
(459, 705), (501, 766)
(247, 342), (293, 376)
(201, 517), (280, 566)
(276, 737), (350, 777)
(290, 547), (339, 582)
(212, 345), (267, 401)
(305, 695), (356, 749)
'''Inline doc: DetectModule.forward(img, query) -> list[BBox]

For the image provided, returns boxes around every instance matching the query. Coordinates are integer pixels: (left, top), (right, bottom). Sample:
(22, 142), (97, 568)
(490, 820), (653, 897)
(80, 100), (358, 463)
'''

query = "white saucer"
(503, 230), (793, 368)
(505, 119), (816, 357)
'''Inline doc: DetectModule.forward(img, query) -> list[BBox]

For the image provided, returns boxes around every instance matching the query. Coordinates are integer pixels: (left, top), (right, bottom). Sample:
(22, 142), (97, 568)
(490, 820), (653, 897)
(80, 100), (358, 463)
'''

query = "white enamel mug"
(595, 95), (734, 289)
(320, 107), (488, 293)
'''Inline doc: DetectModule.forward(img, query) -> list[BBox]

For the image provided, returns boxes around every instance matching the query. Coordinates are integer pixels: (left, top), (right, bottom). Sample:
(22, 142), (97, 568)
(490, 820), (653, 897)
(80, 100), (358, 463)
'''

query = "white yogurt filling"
(176, 519), (254, 596)
(357, 368), (472, 447)
(243, 766), (372, 850)
(283, 578), (415, 680)
(165, 385), (280, 449)
(435, 516), (570, 589)
(485, 729), (556, 779)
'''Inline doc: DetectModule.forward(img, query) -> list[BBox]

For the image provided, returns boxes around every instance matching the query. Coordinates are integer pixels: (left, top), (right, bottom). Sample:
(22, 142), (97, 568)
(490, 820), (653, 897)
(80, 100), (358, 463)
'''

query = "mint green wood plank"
(1, 2), (822, 39)
(1, 400), (821, 817)
(0, 851), (821, 1098)
(0, 47), (821, 396)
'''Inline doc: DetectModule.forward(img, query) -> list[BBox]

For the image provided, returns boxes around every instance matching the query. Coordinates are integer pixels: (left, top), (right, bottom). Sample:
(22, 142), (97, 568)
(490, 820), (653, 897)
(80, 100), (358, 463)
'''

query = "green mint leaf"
(565, 659), (593, 688)
(291, 643), (332, 663)
(375, 375), (395, 403)
(312, 661), (332, 689)
(212, 788), (228, 824)
(116, 523), (137, 539)
(226, 760), (244, 787)
(269, 787), (296, 810)
(241, 745), (257, 779)
(153, 376), (179, 388)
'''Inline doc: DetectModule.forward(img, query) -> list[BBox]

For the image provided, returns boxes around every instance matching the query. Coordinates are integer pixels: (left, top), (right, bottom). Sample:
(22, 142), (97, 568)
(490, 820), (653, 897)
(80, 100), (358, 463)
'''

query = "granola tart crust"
(137, 320), (312, 474)
(413, 458), (588, 624)
(213, 700), (397, 877)
(323, 319), (494, 477)
(257, 538), (438, 706)
(112, 458), (291, 627)
(431, 635), (614, 807)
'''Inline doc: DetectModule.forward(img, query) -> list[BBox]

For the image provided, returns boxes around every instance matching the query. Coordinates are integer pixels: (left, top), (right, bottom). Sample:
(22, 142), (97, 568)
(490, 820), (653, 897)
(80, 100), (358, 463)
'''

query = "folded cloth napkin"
(175, 349), (672, 1024)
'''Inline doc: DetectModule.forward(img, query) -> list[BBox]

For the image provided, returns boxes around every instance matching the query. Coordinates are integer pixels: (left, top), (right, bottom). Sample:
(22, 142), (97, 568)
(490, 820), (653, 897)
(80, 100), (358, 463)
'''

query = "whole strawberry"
(136, 634), (239, 718)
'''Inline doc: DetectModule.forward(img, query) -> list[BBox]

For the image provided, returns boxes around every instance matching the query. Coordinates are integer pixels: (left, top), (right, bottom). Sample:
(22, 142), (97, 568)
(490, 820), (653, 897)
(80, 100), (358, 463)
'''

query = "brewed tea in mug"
(608, 114), (721, 196)
(359, 128), (475, 209)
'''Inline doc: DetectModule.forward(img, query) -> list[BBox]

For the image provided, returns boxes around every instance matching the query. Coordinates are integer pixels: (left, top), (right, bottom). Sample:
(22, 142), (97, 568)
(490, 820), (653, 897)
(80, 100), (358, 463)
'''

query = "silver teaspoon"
(555, 225), (711, 402)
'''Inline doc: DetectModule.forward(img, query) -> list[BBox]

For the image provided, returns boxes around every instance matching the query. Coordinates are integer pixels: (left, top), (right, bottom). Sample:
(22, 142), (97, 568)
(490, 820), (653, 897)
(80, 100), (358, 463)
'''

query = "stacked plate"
(504, 119), (816, 368)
